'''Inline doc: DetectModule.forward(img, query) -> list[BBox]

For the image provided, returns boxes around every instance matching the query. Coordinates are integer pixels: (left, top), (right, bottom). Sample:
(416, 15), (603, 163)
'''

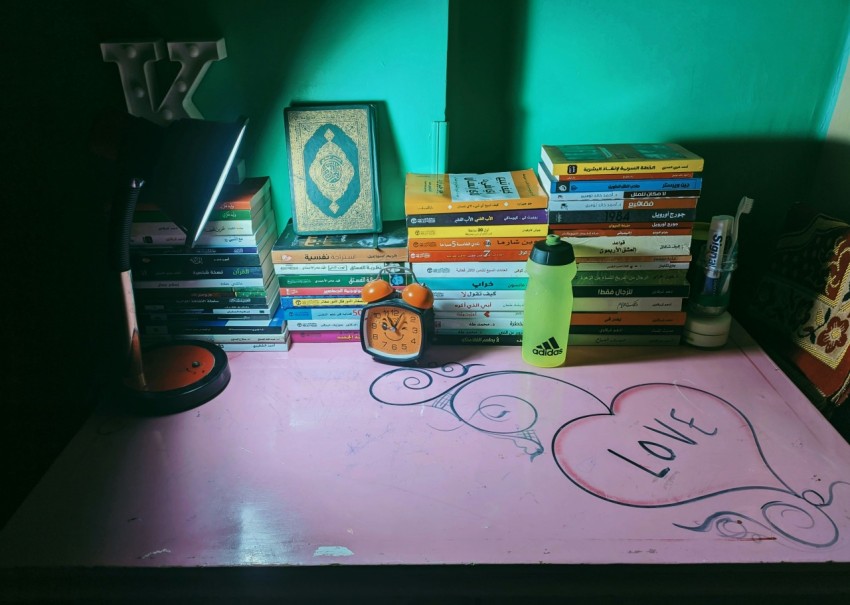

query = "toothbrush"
(730, 196), (755, 253)
(719, 196), (754, 295)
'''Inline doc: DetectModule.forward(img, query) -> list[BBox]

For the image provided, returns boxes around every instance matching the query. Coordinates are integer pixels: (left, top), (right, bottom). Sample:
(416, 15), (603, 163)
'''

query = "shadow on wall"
(678, 137), (850, 326)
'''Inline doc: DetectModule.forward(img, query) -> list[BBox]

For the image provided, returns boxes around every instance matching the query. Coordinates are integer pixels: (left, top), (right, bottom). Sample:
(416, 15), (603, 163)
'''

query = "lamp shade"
(141, 117), (248, 247)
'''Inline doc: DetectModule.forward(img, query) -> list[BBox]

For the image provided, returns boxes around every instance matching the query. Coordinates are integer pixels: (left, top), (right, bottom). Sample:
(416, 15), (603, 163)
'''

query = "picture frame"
(284, 103), (382, 235)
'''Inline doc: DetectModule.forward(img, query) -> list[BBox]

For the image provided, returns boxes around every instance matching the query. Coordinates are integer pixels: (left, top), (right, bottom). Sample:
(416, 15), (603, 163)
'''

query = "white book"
(572, 297), (685, 312)
(432, 289), (525, 300)
(133, 276), (271, 289)
(286, 318), (361, 331)
(436, 310), (523, 319)
(413, 261), (527, 278)
(433, 298), (525, 312)
(142, 331), (289, 344)
(435, 317), (523, 330)
(560, 235), (693, 257)
(274, 262), (407, 276)
(214, 340), (292, 352)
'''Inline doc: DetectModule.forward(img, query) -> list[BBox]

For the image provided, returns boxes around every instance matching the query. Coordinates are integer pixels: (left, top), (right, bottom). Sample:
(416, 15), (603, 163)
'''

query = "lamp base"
(122, 340), (231, 415)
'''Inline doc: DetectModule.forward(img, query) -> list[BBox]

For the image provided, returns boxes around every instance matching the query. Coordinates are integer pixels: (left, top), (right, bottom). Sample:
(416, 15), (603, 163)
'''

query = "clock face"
(361, 304), (425, 362)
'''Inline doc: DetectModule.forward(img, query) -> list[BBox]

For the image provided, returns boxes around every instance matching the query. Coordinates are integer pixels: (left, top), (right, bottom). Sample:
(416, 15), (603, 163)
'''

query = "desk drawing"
(1, 322), (849, 579)
(370, 363), (848, 550)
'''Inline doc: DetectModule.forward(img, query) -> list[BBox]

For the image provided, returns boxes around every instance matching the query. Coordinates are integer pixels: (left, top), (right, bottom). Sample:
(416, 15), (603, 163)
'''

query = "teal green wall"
(449, 0), (850, 176)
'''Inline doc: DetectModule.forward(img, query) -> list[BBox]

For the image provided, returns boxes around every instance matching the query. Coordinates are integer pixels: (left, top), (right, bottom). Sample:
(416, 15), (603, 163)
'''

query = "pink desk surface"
(2, 323), (850, 571)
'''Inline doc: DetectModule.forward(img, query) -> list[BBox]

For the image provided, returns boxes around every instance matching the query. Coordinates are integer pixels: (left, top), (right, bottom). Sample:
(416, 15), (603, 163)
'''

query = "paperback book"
(404, 169), (548, 215)
(540, 143), (704, 176)
(272, 219), (408, 264)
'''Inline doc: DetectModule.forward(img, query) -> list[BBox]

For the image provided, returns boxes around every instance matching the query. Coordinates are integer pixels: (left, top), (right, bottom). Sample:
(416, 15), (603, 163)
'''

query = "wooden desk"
(2, 322), (849, 602)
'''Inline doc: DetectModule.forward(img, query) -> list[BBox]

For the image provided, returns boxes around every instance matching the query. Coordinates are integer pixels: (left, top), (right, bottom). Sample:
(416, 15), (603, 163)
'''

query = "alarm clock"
(360, 266), (434, 364)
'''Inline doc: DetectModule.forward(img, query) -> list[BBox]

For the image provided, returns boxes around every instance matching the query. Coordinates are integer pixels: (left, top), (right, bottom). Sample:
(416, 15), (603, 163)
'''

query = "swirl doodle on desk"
(552, 382), (849, 548)
(368, 362), (607, 460)
(370, 365), (848, 548)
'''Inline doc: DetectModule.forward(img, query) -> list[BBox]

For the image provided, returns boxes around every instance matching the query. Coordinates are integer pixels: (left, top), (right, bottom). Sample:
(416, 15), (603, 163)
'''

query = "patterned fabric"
(749, 203), (850, 415)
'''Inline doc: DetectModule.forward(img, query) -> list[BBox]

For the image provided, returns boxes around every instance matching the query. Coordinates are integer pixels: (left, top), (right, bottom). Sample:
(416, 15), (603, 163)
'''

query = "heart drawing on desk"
(552, 383), (783, 507)
(552, 383), (846, 548)
(369, 364), (848, 548)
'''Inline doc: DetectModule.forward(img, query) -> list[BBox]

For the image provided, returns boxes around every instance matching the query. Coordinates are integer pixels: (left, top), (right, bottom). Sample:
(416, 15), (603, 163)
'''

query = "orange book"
(408, 236), (541, 251)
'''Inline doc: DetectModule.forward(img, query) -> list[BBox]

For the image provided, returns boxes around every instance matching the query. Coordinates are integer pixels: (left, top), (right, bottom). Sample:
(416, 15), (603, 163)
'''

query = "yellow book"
(541, 143), (704, 176)
(408, 223), (548, 239)
(404, 169), (548, 215)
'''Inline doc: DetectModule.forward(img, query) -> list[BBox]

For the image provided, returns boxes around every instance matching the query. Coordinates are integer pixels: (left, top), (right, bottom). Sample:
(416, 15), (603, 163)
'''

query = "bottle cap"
(530, 234), (575, 266)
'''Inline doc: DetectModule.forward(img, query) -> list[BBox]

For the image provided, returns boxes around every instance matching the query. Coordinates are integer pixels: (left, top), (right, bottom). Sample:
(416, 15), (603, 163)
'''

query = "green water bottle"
(522, 234), (577, 367)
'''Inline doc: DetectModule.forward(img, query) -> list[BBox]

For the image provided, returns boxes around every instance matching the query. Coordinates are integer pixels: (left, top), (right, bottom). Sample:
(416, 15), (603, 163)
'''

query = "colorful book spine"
(133, 263), (271, 281)
(404, 169), (548, 215)
(548, 208), (697, 223)
(280, 286), (379, 296)
(141, 331), (290, 344)
(570, 311), (687, 326)
(132, 206), (273, 237)
(432, 289), (525, 300)
(571, 283), (690, 297)
(408, 236), (540, 251)
(562, 178), (701, 193)
(283, 308), (362, 320)
(286, 319), (360, 331)
(575, 256), (691, 270)
(437, 310), (523, 319)
(549, 196), (700, 214)
(551, 171), (697, 182)
(277, 274), (386, 288)
(130, 217), (273, 247)
(569, 325), (684, 336)
(433, 298), (525, 312)
(406, 208), (548, 227)
(572, 297), (685, 312)
(272, 248), (408, 264)
(133, 276), (272, 289)
(435, 318), (524, 330)
(412, 261), (527, 278)
(212, 341), (292, 352)
(540, 143), (705, 176)
(550, 220), (693, 231)
(433, 334), (523, 346)
(409, 248), (531, 262)
(567, 334), (682, 346)
(418, 276), (528, 290)
(274, 261), (407, 276)
(289, 330), (361, 343)
(561, 235), (693, 257)
(573, 269), (688, 285)
(550, 227), (694, 238)
(407, 223), (547, 239)
(279, 296), (364, 309)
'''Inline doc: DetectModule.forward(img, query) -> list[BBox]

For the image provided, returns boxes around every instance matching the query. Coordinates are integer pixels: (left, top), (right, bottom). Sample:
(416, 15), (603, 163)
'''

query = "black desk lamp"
(98, 112), (248, 414)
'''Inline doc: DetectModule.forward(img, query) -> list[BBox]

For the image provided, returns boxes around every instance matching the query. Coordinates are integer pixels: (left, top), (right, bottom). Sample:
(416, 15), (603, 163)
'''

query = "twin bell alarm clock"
(359, 266), (434, 364)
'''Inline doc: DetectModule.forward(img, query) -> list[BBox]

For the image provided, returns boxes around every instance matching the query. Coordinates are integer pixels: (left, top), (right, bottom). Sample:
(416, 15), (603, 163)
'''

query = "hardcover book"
(540, 143), (704, 176)
(284, 104), (381, 235)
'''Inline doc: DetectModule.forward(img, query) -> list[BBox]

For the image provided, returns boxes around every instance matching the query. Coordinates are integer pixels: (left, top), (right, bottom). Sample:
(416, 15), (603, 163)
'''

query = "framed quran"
(284, 103), (381, 235)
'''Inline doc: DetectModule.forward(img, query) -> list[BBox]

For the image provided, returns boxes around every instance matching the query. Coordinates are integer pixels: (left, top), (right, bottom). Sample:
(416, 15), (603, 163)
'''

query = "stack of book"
(404, 170), (549, 346)
(131, 176), (290, 352)
(537, 143), (704, 346)
(271, 220), (410, 344)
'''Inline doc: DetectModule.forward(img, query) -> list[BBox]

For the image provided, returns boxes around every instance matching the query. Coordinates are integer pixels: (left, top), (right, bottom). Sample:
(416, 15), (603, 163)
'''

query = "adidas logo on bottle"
(532, 337), (563, 357)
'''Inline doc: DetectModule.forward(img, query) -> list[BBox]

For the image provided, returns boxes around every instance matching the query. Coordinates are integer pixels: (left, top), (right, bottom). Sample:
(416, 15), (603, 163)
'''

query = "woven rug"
(748, 202), (850, 415)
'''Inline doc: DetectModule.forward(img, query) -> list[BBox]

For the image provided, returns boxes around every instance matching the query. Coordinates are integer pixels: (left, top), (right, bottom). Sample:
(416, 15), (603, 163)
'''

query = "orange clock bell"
(360, 266), (434, 364)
